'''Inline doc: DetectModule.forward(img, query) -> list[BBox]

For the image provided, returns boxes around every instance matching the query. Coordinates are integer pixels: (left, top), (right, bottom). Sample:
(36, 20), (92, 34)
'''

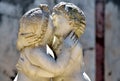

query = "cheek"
(53, 20), (59, 27)
(53, 17), (61, 27)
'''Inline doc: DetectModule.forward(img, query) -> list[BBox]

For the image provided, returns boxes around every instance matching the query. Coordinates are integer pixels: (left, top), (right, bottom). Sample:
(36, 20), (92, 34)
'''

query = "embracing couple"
(15, 2), (89, 81)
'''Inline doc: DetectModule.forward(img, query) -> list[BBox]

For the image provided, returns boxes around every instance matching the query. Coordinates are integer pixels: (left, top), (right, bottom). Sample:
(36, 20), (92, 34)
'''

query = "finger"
(72, 39), (78, 48)
(16, 67), (22, 71)
(17, 58), (26, 67)
(75, 39), (78, 45)
(71, 32), (75, 39)
(24, 33), (36, 38)
(27, 40), (40, 46)
(26, 35), (39, 40)
(17, 60), (23, 66)
(73, 36), (77, 43)
(71, 35), (76, 40)
(16, 64), (21, 69)
(16, 64), (22, 71)
(73, 38), (76, 43)
(16, 64), (19, 68)
(26, 36), (40, 43)
(30, 38), (42, 45)
(23, 40), (38, 47)
(21, 33), (36, 38)
(69, 31), (74, 38)
(25, 36), (41, 47)
(27, 39), (39, 44)
(17, 61), (26, 69)
(26, 36), (39, 42)
(25, 42), (36, 46)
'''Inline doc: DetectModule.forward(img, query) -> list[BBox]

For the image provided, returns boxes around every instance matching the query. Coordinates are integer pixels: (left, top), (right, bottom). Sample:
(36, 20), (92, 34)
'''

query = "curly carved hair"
(17, 4), (50, 51)
(53, 2), (86, 37)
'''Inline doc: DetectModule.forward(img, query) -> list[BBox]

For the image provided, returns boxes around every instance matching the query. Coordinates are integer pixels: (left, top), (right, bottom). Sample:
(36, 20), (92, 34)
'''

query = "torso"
(52, 43), (85, 81)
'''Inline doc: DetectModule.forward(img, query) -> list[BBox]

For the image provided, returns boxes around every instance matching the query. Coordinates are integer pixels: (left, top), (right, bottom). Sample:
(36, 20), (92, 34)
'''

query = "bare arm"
(24, 32), (77, 75)
(24, 46), (70, 75)
(16, 53), (55, 78)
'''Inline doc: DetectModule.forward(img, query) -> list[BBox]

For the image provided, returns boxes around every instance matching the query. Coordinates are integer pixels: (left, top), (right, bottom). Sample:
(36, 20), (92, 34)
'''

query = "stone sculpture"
(15, 2), (89, 81)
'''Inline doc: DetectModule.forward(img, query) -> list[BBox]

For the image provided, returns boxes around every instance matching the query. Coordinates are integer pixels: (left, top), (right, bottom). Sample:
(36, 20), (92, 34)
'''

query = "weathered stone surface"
(26, 0), (95, 49)
(57, 0), (95, 49)
(84, 49), (95, 81)
(31, 0), (95, 49)
(0, 0), (95, 81)
(105, 2), (120, 81)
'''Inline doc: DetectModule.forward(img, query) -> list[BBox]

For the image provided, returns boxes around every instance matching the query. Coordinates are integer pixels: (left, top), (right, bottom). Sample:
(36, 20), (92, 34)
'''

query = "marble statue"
(15, 2), (90, 81)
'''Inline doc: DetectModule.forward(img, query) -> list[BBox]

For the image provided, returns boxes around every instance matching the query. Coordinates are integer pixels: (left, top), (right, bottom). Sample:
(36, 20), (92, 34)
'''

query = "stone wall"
(105, 1), (120, 81)
(0, 0), (95, 81)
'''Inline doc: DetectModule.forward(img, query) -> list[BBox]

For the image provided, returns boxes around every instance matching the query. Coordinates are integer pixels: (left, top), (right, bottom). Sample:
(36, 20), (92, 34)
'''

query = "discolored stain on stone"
(0, 0), (95, 81)
(108, 71), (112, 76)
(0, 13), (2, 23)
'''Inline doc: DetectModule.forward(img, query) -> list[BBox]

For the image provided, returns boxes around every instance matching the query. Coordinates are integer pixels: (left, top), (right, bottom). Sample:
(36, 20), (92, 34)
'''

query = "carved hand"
(16, 53), (54, 80)
(17, 33), (42, 51)
(63, 31), (78, 50)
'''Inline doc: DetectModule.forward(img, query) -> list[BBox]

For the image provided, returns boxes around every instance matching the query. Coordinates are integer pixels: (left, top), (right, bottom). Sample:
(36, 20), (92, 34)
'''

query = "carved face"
(52, 2), (86, 38)
(52, 13), (72, 38)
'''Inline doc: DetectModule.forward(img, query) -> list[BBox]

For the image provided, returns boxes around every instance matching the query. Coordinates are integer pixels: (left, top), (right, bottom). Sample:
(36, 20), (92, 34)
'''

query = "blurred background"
(0, 0), (119, 81)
